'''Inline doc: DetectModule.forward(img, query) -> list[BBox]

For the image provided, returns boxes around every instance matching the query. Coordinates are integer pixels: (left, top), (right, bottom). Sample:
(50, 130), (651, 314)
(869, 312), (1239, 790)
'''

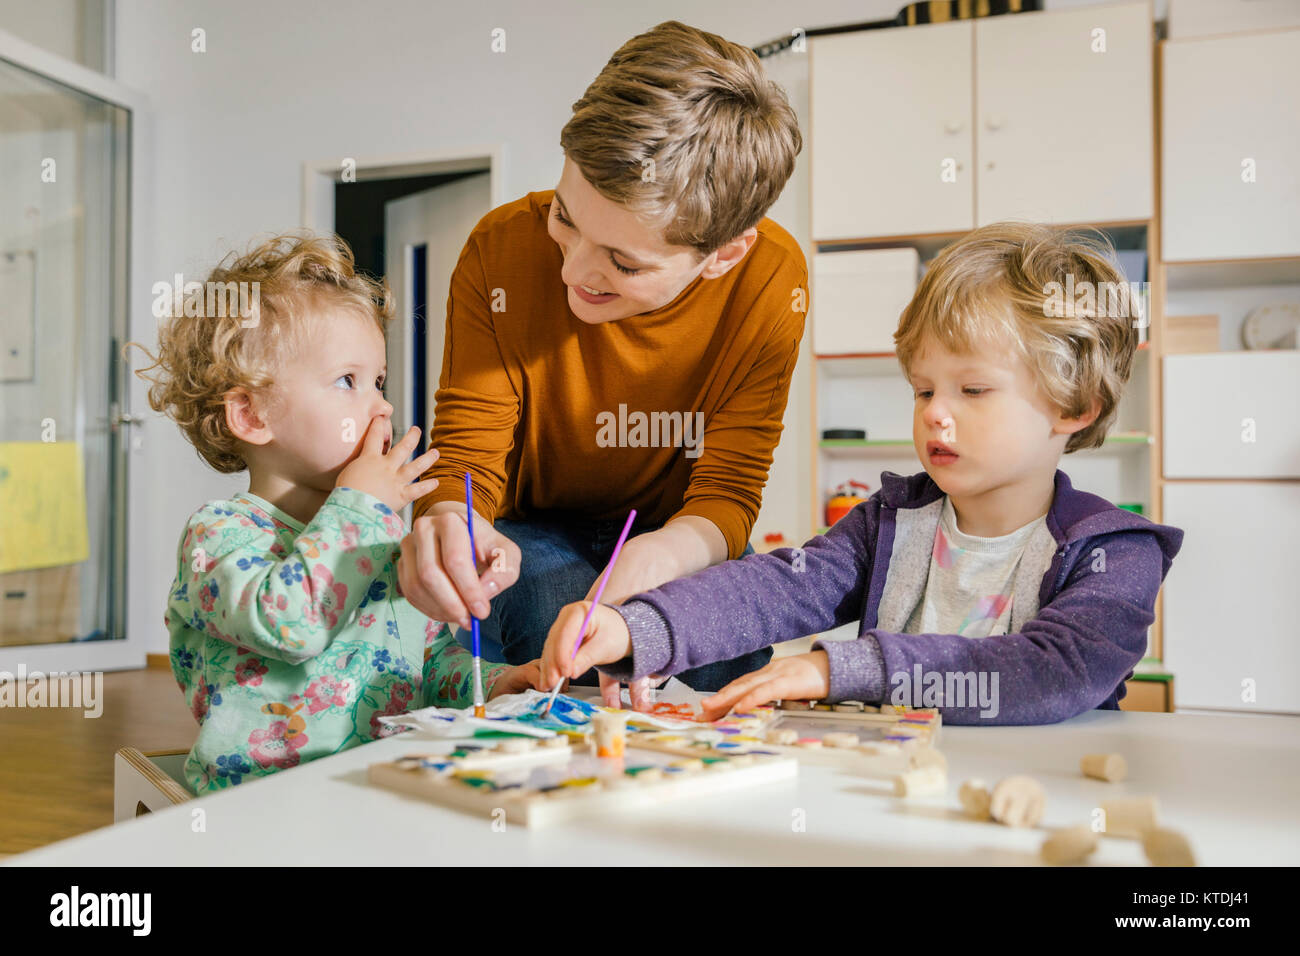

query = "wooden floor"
(0, 665), (195, 858)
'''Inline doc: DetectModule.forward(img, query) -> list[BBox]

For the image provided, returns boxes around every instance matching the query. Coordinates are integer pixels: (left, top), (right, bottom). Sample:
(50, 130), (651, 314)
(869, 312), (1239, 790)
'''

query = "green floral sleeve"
(173, 487), (406, 665)
(420, 621), (511, 707)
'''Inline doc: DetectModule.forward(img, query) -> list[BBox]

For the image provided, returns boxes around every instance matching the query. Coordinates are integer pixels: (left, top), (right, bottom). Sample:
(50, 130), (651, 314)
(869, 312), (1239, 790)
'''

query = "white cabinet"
(811, 21), (974, 240)
(975, 1), (1154, 226)
(1163, 352), (1300, 478)
(810, 2), (1154, 241)
(1163, 482), (1300, 713)
(1162, 28), (1300, 260)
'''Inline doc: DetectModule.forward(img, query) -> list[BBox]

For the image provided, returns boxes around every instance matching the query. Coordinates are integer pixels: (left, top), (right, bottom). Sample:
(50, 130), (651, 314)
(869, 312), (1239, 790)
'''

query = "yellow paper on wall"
(0, 441), (90, 573)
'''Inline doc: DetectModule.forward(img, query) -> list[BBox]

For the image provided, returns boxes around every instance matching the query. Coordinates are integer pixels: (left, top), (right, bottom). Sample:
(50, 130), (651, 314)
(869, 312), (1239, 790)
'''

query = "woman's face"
(547, 158), (733, 324)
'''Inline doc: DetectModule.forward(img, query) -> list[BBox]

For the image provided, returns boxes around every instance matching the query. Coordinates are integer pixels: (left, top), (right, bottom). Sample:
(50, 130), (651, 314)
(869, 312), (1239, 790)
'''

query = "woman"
(396, 20), (807, 708)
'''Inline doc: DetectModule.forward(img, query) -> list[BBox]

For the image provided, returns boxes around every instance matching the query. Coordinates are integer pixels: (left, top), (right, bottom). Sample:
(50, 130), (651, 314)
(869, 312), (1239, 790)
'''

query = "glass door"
(0, 48), (133, 669)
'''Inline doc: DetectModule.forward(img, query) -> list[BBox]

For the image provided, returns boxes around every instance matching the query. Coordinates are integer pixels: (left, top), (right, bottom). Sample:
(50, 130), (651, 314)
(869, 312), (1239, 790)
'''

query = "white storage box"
(812, 247), (919, 355)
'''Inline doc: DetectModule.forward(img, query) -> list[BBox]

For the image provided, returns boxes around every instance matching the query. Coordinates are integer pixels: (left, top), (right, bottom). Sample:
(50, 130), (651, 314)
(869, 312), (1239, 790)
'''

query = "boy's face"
(907, 334), (1069, 498)
(256, 307), (393, 490)
(546, 158), (721, 325)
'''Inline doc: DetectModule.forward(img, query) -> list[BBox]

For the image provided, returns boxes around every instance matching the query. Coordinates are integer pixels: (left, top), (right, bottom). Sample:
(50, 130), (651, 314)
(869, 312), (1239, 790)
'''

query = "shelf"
(1164, 256), (1300, 291)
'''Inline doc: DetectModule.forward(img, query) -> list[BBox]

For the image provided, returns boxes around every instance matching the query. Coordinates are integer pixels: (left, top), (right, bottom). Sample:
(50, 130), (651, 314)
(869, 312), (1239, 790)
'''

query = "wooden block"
(909, 747), (947, 773)
(1165, 313), (1219, 354)
(1100, 796), (1159, 839)
(822, 732), (859, 748)
(1041, 825), (1100, 865)
(765, 728), (798, 746)
(990, 776), (1046, 828)
(958, 779), (992, 820)
(893, 765), (947, 797)
(1143, 827), (1196, 866)
(1080, 753), (1127, 782)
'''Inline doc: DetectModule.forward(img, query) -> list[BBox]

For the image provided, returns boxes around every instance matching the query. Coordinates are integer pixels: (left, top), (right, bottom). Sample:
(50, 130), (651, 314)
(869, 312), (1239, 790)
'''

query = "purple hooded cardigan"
(605, 470), (1183, 725)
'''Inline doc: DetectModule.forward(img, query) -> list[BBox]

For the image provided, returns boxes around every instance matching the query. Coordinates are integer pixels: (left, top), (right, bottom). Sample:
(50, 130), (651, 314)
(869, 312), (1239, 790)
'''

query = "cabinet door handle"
(986, 161), (996, 171)
(944, 120), (964, 134)
(985, 116), (1003, 131)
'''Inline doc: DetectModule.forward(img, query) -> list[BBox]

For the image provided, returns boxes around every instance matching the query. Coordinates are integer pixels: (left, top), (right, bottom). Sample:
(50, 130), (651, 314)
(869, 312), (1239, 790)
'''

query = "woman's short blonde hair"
(894, 222), (1140, 452)
(130, 232), (393, 473)
(560, 19), (802, 257)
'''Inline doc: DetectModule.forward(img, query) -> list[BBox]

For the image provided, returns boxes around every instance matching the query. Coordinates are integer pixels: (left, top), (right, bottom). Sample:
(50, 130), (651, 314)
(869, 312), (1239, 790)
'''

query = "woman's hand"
(699, 650), (831, 722)
(335, 418), (440, 514)
(396, 506), (521, 632)
(488, 659), (548, 699)
(540, 601), (633, 694)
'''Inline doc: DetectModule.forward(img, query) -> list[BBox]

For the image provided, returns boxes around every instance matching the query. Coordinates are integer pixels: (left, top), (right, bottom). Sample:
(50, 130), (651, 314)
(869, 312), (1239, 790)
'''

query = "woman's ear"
(699, 227), (759, 280)
(225, 387), (273, 446)
(1053, 397), (1103, 436)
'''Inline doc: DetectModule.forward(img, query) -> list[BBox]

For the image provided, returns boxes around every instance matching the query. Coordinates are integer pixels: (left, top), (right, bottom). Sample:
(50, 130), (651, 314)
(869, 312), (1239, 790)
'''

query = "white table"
(10, 710), (1299, 866)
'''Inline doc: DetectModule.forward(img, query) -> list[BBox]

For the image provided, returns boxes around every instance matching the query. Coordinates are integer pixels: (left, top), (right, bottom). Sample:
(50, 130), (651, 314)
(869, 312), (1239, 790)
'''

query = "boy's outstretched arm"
(820, 529), (1170, 725)
(581, 501), (876, 687)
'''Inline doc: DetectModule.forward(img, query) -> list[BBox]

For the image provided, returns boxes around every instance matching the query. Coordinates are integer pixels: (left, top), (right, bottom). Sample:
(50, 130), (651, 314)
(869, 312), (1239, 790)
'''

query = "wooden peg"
(990, 776), (1046, 828)
(1041, 825), (1100, 865)
(893, 765), (947, 797)
(959, 779), (993, 820)
(1080, 753), (1127, 782)
(1100, 795), (1158, 839)
(1143, 827), (1196, 866)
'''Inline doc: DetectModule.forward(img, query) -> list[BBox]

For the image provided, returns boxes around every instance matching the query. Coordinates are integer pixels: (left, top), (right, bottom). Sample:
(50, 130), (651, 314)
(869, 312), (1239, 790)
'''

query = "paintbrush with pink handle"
(541, 508), (637, 716)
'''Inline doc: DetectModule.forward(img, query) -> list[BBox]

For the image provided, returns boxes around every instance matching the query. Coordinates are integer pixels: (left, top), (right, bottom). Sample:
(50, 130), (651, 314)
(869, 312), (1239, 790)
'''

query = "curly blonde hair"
(894, 222), (1140, 453)
(559, 20), (802, 257)
(129, 232), (393, 473)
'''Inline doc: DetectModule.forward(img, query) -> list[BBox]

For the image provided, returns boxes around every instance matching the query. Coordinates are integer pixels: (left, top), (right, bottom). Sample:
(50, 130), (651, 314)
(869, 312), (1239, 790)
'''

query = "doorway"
(301, 151), (500, 517)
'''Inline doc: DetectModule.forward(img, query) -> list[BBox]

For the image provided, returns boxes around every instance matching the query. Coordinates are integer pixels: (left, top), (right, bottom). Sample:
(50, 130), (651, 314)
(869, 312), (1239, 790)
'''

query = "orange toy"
(826, 479), (871, 526)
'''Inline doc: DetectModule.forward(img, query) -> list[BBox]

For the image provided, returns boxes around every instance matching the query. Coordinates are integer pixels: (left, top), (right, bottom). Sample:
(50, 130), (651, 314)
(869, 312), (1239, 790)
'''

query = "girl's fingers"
(361, 415), (386, 455)
(401, 478), (440, 504)
(389, 424), (420, 460)
(399, 446), (440, 481)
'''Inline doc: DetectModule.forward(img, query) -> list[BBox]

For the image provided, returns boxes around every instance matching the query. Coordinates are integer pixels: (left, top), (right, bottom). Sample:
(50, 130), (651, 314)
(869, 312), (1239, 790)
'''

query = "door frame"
(300, 146), (507, 232)
(0, 27), (153, 674)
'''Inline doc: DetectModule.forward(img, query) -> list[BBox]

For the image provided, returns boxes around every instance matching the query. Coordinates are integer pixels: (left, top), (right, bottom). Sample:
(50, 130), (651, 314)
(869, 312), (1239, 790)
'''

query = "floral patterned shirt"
(166, 486), (506, 793)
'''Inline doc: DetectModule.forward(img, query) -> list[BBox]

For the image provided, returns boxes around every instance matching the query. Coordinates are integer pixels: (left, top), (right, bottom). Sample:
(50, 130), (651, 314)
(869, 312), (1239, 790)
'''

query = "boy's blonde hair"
(559, 20), (802, 257)
(895, 222), (1139, 452)
(130, 232), (393, 473)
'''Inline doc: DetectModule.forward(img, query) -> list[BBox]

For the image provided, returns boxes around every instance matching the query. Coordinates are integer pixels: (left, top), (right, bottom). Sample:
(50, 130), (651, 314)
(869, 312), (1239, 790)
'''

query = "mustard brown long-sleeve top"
(413, 190), (808, 560)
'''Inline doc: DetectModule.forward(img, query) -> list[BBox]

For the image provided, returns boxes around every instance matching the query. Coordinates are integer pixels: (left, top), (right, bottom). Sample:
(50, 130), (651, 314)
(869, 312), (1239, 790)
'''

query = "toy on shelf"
(826, 479), (871, 526)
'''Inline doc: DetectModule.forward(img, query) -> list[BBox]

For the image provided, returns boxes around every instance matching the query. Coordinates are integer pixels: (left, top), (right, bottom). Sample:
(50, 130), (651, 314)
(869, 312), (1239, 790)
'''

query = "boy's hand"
(335, 417), (440, 514)
(540, 601), (632, 692)
(488, 659), (547, 700)
(699, 650), (831, 722)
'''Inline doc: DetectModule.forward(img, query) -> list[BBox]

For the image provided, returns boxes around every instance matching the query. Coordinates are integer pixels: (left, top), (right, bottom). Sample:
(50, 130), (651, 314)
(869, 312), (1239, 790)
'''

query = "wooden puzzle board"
(368, 737), (797, 827)
(630, 705), (942, 774)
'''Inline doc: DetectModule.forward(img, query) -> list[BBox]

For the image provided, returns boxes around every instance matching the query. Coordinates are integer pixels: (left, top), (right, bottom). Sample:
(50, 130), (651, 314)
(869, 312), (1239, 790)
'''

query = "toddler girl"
(134, 233), (541, 792)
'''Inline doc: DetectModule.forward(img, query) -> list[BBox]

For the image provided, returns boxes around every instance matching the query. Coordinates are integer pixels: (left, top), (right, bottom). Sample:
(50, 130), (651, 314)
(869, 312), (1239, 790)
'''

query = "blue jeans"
(454, 514), (771, 692)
